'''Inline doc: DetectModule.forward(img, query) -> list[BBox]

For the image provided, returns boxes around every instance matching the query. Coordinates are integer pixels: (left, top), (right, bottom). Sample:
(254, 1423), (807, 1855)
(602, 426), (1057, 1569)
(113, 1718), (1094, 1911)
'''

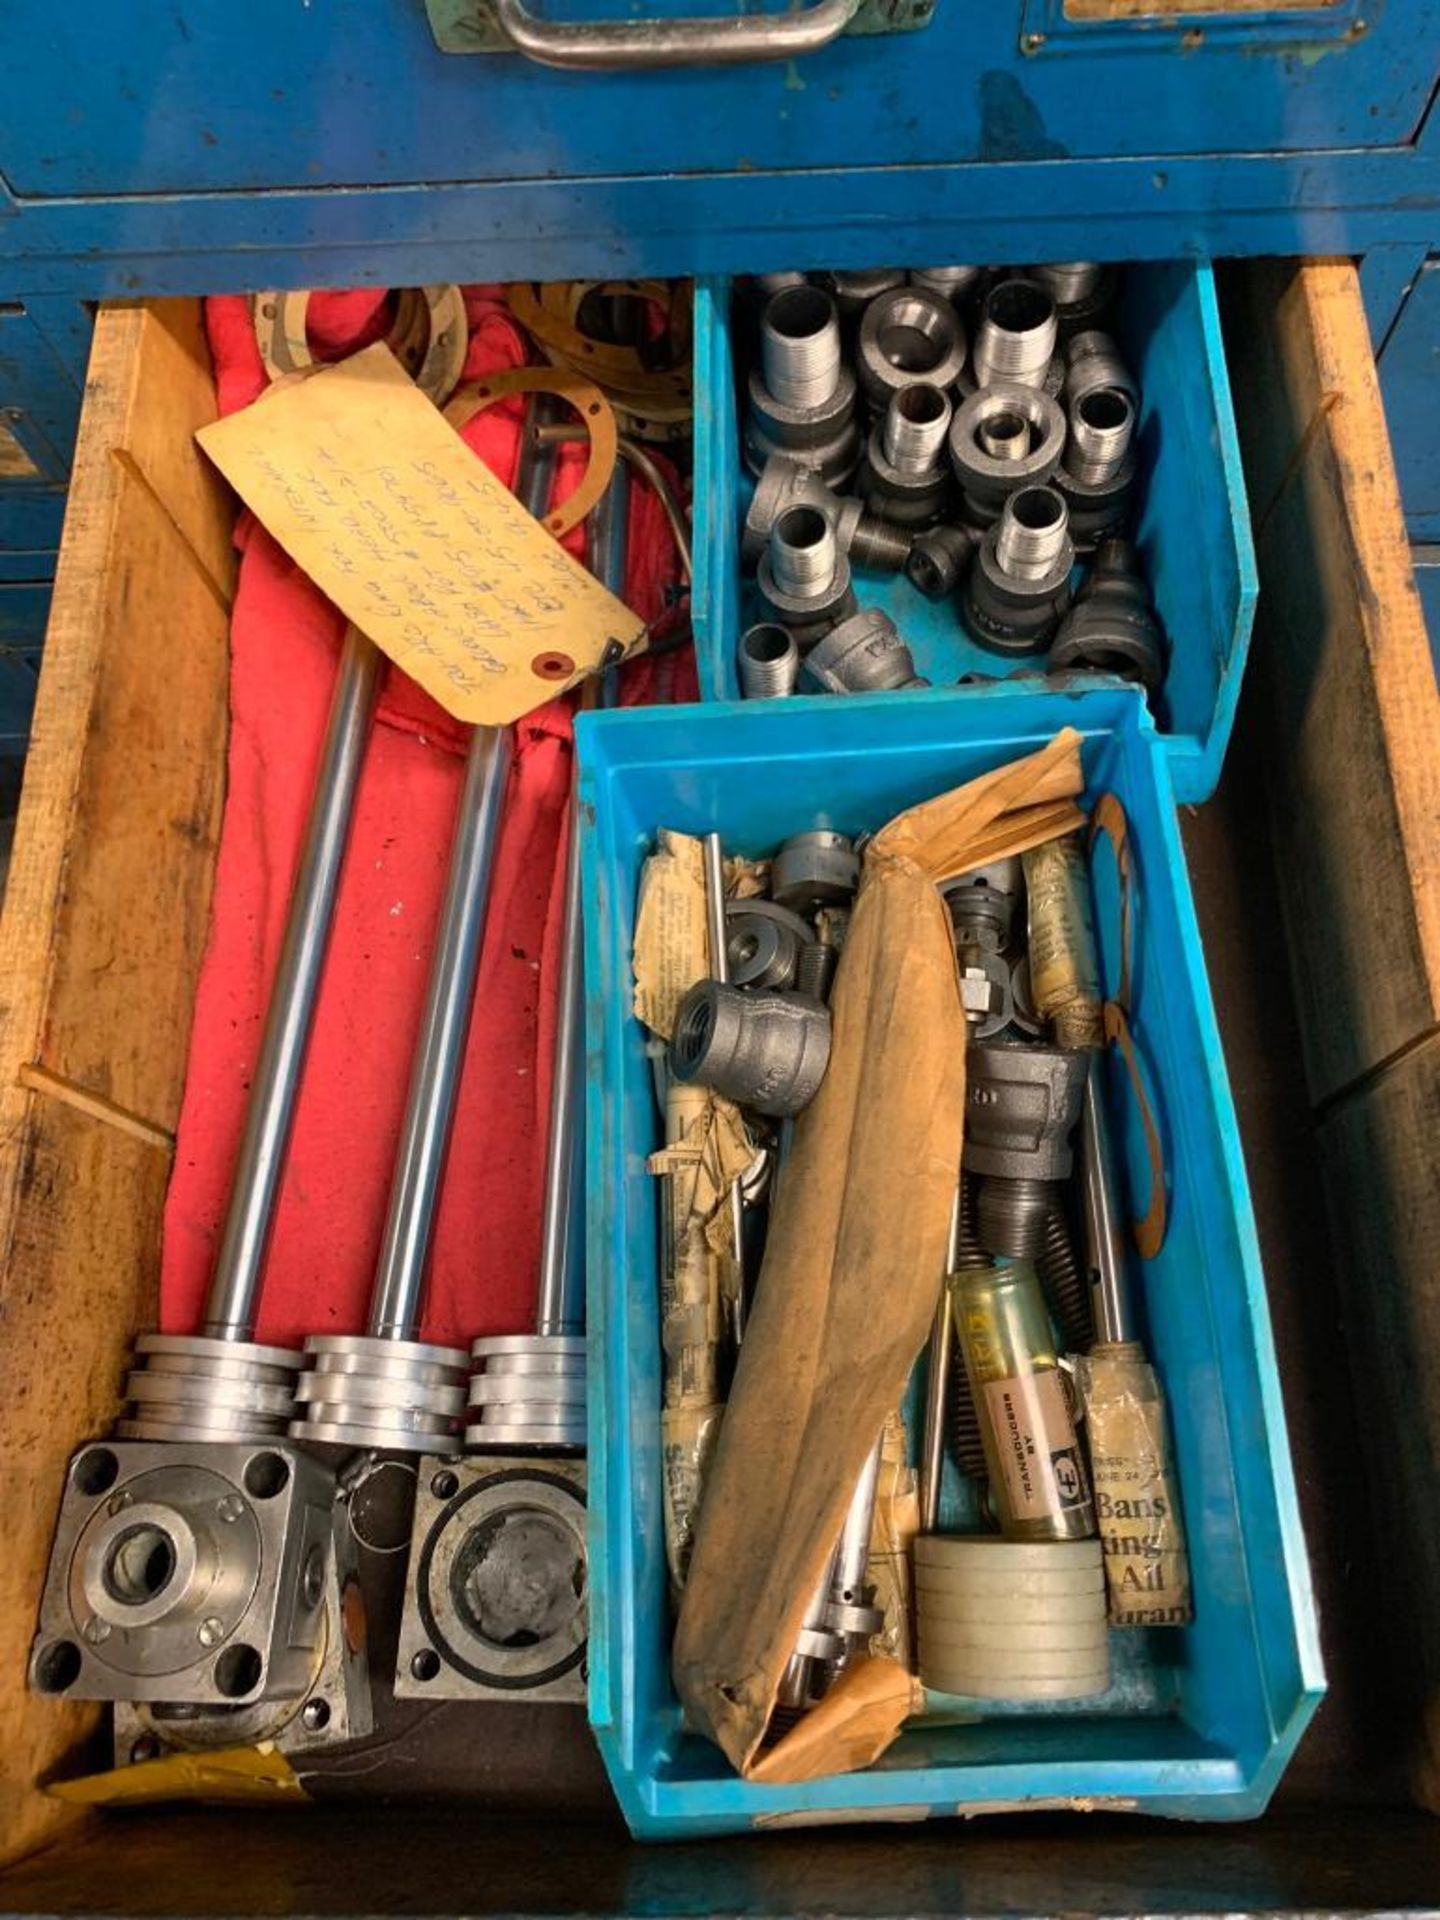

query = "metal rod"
(367, 726), (512, 1341)
(702, 830), (749, 1329)
(534, 424), (692, 584)
(1082, 1057), (1135, 1345)
(535, 814), (586, 1338)
(531, 444), (613, 1341)
(918, 1180), (963, 1530)
(366, 400), (557, 1344)
(589, 466), (631, 706)
(831, 1439), (883, 1603)
(703, 833), (729, 985)
(202, 624), (383, 1341)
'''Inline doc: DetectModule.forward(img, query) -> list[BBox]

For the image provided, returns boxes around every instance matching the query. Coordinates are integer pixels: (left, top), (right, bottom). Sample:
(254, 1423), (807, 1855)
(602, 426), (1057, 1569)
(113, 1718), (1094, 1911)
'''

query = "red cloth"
(161, 289), (694, 1350)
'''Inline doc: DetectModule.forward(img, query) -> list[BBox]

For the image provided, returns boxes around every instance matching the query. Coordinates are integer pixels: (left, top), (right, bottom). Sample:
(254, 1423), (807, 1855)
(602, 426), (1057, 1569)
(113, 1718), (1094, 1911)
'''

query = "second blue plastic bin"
(577, 685), (1322, 1841)
(691, 266), (1256, 805)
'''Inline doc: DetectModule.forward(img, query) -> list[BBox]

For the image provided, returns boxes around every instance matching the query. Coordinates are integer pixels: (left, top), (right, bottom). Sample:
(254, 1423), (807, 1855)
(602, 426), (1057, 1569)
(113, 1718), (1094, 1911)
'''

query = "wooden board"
(1223, 259), (1440, 1112)
(1226, 259), (1440, 1813)
(0, 300), (233, 1867)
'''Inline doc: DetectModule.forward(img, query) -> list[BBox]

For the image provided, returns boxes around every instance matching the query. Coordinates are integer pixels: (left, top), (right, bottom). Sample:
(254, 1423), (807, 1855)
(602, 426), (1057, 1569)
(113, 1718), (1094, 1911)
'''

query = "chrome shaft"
(203, 625), (383, 1342)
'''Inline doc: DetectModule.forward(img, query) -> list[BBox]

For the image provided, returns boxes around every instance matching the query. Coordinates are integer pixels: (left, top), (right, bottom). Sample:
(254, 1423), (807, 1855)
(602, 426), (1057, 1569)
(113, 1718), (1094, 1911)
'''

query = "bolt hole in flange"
(33, 1639), (83, 1694)
(301, 1697), (332, 1732)
(104, 1524), (177, 1606)
(72, 1447), (120, 1497)
(213, 1642), (264, 1699)
(411, 1647), (442, 1683)
(431, 1468), (461, 1501)
(243, 1451), (291, 1501)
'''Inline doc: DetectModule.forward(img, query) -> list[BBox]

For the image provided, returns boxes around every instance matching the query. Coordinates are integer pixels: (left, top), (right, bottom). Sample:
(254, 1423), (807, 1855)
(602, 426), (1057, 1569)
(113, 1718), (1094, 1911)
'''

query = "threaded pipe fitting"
(770, 503), (838, 597)
(670, 980), (832, 1119)
(976, 1174), (1054, 1260)
(995, 486), (1071, 582)
(974, 279), (1058, 390)
(906, 522), (978, 600)
(761, 286), (843, 413)
(1066, 329), (1139, 408)
(738, 622), (799, 699)
(977, 404), (1031, 462)
(882, 383), (952, 474)
(1033, 262), (1104, 306)
(755, 271), (809, 295)
(911, 266), (981, 302)
(835, 501), (913, 573)
(1067, 386), (1135, 486)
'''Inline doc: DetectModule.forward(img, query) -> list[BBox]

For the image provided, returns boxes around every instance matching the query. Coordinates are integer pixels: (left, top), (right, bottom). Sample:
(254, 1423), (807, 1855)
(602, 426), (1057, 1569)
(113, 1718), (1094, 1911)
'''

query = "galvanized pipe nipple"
(995, 487), (1071, 581)
(974, 280), (1059, 390)
(738, 622), (800, 699)
(882, 383), (952, 474)
(1067, 386), (1135, 485)
(761, 286), (843, 412)
(770, 504), (839, 597)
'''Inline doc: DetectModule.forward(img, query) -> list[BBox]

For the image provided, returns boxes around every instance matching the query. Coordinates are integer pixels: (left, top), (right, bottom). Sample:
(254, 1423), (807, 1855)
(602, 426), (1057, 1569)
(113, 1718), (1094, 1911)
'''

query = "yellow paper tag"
(196, 344), (644, 724)
(47, 1743), (306, 1807)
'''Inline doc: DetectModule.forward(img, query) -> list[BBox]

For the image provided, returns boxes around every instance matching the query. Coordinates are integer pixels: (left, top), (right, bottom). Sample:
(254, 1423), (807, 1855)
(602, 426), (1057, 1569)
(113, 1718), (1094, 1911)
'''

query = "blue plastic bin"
(692, 268), (1256, 806)
(577, 685), (1321, 1841)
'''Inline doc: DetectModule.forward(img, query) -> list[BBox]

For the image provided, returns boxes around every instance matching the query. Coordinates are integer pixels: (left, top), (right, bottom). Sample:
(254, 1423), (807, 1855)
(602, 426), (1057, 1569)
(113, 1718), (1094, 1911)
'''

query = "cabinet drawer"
(0, 272), (1437, 1902)
(1, 0), (1433, 209)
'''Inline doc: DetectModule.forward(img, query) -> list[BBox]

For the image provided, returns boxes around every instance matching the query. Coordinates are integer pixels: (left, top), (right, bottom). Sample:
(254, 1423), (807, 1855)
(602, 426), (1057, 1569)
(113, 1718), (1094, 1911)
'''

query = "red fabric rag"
(161, 289), (694, 1350)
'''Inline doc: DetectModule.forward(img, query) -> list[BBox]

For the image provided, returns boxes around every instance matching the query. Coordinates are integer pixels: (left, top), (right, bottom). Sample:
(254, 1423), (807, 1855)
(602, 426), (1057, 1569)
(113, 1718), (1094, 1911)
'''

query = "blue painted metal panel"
(1, 147), (1439, 297)
(0, 581), (52, 649)
(0, 304), (81, 484)
(693, 265), (1256, 804)
(3, 0), (1434, 202)
(1378, 258), (1440, 542)
(577, 686), (1322, 1838)
(1359, 242), (1431, 352)
(0, 646), (42, 746)
(0, 490), (66, 554)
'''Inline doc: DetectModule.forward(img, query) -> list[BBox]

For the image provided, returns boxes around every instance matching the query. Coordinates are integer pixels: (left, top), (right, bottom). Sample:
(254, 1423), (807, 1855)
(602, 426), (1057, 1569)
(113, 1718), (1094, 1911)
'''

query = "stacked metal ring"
(288, 1334), (468, 1452)
(466, 1335), (587, 1452)
(118, 1334), (303, 1443)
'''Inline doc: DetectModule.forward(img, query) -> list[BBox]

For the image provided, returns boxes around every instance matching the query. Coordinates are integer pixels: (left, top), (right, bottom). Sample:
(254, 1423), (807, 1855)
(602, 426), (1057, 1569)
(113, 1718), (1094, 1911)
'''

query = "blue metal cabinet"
(4, 0), (1433, 193)
(1376, 258), (1440, 543)
(0, 298), (88, 757)
(0, 5), (1437, 285)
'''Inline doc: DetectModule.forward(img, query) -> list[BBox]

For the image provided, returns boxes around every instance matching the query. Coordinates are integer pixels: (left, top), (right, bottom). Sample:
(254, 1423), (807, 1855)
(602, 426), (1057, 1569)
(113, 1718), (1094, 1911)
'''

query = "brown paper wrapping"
(671, 731), (1086, 1781)
(1076, 1341), (1194, 1627)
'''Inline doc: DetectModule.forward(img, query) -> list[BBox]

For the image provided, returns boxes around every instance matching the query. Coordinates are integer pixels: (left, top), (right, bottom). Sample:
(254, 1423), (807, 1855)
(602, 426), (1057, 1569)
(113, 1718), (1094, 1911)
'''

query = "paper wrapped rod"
(671, 730), (1086, 1782)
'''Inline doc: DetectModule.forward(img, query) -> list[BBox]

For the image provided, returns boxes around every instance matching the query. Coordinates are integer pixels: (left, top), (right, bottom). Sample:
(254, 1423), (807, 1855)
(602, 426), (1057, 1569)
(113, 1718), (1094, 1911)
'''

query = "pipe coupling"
(670, 982), (832, 1118)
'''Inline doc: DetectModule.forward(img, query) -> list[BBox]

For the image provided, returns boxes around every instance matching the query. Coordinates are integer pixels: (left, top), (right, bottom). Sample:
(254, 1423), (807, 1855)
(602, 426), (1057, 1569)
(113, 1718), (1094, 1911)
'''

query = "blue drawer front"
(2, 0), (1433, 204)
(577, 687), (1322, 1838)
(0, 302), (84, 486)
(693, 265), (1256, 806)
(0, 583), (49, 751)
(1379, 259), (1440, 545)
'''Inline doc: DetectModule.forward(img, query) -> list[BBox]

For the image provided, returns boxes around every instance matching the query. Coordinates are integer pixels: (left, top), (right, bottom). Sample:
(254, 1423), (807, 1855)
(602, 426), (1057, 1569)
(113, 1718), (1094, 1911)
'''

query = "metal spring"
(947, 1177), (991, 1479)
(1035, 1200), (1094, 1354)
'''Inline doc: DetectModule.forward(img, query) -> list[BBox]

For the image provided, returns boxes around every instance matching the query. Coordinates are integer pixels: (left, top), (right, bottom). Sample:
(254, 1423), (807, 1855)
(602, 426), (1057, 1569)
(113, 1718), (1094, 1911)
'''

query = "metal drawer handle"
(493, 0), (862, 69)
